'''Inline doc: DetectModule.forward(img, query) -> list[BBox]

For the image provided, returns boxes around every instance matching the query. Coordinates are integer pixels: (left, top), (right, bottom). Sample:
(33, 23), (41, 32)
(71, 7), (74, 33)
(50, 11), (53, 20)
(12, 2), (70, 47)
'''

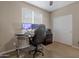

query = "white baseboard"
(54, 41), (72, 46)
(0, 45), (30, 55)
(0, 49), (16, 55)
(72, 45), (79, 49)
(55, 41), (79, 50)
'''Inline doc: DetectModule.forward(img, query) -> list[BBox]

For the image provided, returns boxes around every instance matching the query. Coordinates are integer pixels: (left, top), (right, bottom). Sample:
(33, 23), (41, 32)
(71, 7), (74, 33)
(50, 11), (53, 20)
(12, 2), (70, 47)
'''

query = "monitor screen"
(22, 23), (39, 30)
(22, 23), (32, 30)
(32, 24), (39, 29)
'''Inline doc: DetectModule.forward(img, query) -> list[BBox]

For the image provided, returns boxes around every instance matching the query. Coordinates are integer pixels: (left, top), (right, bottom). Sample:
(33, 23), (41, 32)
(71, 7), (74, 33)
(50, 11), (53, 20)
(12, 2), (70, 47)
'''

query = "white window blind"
(22, 8), (43, 24)
(34, 12), (42, 24)
(22, 8), (32, 23)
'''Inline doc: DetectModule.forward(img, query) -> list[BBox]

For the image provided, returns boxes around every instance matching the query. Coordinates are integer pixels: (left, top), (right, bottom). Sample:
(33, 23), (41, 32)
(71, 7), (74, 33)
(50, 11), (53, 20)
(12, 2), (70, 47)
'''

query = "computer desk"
(15, 32), (34, 57)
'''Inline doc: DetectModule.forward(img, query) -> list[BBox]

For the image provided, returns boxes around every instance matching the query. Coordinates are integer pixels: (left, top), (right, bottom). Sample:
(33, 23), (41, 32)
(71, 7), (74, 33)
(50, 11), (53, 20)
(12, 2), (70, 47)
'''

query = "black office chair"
(29, 24), (46, 58)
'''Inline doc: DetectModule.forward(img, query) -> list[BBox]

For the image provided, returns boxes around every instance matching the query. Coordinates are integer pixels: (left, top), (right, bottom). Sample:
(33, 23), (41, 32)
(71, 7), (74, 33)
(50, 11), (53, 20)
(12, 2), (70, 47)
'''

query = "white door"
(53, 15), (72, 45)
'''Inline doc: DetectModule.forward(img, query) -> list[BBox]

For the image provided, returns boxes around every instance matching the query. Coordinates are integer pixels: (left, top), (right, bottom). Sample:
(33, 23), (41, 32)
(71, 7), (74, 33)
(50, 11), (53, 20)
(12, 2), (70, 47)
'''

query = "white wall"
(53, 15), (72, 45)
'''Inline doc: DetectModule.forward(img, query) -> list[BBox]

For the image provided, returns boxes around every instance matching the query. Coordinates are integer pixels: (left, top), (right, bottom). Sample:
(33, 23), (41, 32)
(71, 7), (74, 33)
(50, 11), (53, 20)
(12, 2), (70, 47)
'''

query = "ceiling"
(26, 1), (76, 12)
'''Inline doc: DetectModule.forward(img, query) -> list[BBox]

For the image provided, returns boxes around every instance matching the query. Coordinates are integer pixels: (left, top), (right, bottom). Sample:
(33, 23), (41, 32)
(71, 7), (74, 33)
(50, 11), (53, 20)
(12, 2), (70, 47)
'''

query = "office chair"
(29, 24), (46, 58)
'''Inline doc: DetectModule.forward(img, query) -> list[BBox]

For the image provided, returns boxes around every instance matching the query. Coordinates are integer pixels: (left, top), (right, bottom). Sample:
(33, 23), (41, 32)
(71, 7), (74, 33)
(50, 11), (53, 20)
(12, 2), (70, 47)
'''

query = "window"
(22, 8), (43, 24)
(34, 12), (43, 24)
(22, 8), (32, 23)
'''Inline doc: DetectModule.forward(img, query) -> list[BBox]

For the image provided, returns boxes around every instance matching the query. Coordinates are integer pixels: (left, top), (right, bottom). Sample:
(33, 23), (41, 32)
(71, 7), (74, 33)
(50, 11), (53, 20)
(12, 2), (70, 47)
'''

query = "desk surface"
(16, 30), (34, 35)
(15, 31), (32, 49)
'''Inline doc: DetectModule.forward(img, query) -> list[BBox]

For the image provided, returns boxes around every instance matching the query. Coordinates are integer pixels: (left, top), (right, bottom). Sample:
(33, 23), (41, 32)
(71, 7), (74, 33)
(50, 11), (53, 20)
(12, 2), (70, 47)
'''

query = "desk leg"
(16, 49), (20, 58)
(16, 37), (20, 58)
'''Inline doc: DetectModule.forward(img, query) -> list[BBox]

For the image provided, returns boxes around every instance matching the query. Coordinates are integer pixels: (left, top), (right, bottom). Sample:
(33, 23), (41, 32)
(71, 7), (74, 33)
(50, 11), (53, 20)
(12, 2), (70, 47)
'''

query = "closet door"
(53, 15), (72, 45)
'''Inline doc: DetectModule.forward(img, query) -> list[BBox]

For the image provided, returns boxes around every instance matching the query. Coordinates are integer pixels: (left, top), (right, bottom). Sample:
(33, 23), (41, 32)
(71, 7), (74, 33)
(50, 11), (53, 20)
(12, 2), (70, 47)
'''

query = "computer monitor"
(22, 23), (40, 30)
(22, 23), (32, 30)
(32, 24), (39, 29)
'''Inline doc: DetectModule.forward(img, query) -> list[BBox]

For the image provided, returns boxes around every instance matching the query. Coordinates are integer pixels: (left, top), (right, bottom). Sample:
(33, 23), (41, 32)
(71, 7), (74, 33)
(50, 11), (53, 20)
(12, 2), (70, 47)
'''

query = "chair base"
(29, 49), (44, 58)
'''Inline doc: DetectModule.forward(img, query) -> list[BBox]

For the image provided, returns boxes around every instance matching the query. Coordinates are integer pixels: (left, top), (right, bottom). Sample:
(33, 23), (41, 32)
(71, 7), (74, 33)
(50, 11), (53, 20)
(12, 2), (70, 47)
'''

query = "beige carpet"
(5, 42), (79, 58)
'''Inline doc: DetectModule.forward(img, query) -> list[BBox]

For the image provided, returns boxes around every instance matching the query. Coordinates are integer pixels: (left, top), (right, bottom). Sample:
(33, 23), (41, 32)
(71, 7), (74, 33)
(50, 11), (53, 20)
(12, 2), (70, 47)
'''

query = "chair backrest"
(46, 29), (52, 35)
(32, 24), (46, 45)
